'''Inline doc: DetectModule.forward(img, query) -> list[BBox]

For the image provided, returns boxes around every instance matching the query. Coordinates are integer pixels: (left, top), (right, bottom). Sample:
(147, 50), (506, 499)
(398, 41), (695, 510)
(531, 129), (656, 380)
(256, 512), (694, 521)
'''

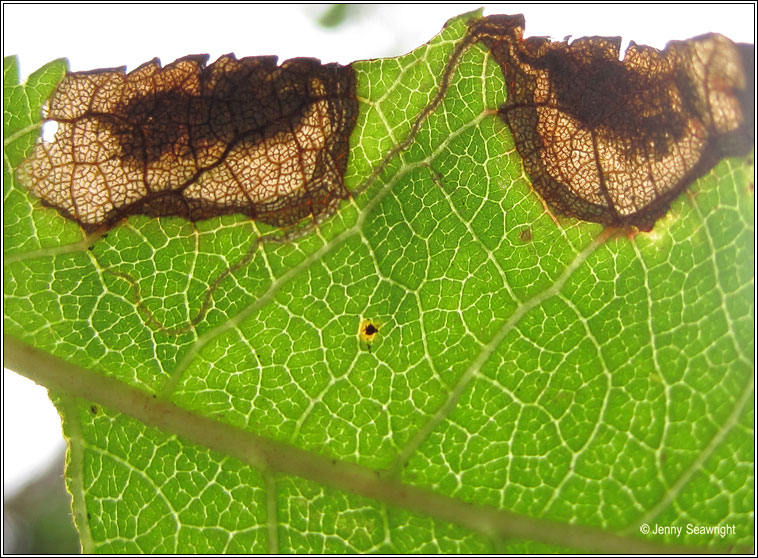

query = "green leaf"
(4, 11), (754, 553)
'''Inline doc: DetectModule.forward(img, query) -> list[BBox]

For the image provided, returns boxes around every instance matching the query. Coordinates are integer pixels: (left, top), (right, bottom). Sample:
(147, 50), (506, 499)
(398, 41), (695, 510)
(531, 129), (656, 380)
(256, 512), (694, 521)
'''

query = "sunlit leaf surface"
(4, 12), (754, 553)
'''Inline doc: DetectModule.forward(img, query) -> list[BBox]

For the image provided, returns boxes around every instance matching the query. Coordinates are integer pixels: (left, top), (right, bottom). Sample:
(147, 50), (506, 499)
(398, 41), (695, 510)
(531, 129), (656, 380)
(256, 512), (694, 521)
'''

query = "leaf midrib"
(6, 335), (716, 554)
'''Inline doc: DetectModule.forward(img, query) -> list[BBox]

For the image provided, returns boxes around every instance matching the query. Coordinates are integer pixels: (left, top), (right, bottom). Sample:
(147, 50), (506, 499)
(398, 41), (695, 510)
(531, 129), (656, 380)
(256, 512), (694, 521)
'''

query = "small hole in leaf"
(359, 319), (380, 353)
(41, 120), (58, 142)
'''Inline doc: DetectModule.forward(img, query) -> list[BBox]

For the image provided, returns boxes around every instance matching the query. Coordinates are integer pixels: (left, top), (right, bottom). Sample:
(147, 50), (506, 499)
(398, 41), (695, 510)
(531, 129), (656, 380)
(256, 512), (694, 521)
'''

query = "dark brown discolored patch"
(359, 318), (379, 352)
(471, 15), (754, 231)
(18, 54), (358, 231)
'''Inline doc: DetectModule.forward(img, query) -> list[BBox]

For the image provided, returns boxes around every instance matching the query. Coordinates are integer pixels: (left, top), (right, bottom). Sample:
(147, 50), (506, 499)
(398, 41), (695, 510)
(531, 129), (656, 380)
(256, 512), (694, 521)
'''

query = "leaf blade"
(3, 10), (754, 552)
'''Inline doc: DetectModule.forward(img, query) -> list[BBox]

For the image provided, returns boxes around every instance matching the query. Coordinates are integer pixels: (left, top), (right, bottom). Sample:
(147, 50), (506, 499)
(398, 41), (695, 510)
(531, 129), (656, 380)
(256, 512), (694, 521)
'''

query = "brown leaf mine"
(472, 15), (754, 230)
(18, 54), (358, 231)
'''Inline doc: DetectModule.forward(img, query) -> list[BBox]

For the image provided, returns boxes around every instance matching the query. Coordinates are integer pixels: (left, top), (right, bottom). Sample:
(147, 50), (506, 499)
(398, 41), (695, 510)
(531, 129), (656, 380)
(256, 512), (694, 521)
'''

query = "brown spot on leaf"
(472, 15), (754, 231)
(18, 54), (358, 231)
(359, 318), (379, 353)
(519, 226), (532, 243)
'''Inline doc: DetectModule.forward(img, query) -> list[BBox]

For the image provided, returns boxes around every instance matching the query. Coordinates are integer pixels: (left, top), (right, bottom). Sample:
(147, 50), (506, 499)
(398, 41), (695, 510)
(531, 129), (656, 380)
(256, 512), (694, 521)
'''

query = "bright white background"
(3, 3), (754, 498)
